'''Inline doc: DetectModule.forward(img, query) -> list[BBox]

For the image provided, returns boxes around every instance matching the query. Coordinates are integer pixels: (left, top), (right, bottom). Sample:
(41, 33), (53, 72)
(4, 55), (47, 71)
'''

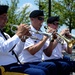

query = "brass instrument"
(10, 24), (52, 40)
(56, 33), (75, 48)
(11, 24), (75, 47)
(30, 30), (52, 37)
(44, 26), (75, 48)
(11, 24), (18, 33)
(10, 24), (40, 40)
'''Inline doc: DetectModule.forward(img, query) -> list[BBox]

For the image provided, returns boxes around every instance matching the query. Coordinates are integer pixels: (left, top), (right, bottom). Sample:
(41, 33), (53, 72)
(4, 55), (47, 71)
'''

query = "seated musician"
(42, 16), (72, 75)
(0, 5), (47, 75)
(18, 10), (58, 75)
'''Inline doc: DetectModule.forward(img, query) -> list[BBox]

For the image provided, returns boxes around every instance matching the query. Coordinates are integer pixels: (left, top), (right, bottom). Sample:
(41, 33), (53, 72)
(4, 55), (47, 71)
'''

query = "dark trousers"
(3, 63), (46, 75)
(3, 61), (58, 75)
(44, 58), (71, 75)
(37, 61), (57, 75)
(63, 55), (75, 72)
(66, 61), (75, 72)
(63, 55), (70, 61)
(22, 61), (57, 75)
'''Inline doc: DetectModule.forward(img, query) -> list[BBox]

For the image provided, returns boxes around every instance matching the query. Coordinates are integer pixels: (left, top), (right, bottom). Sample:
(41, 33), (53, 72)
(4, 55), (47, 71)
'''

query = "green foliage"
(52, 0), (75, 32)
(34, 0), (48, 22)
(35, 0), (75, 32)
(1, 0), (30, 36)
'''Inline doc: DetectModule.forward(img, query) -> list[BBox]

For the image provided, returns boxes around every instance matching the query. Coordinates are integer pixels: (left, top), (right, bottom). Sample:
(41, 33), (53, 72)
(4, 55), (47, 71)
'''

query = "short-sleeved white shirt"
(0, 32), (21, 65)
(42, 39), (67, 60)
(19, 25), (48, 63)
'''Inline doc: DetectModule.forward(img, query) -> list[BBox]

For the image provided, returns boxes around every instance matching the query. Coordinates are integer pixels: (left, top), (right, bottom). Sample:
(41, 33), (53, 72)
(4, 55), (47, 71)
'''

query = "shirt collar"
(30, 25), (41, 32)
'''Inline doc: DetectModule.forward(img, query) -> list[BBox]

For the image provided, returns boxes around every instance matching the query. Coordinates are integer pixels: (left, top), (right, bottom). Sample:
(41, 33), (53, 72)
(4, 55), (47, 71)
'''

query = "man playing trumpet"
(0, 5), (48, 75)
(42, 16), (72, 75)
(18, 10), (58, 75)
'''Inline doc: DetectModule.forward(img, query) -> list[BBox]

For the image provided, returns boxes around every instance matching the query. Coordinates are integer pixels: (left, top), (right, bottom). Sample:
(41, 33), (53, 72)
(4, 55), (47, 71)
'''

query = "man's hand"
(16, 24), (31, 42)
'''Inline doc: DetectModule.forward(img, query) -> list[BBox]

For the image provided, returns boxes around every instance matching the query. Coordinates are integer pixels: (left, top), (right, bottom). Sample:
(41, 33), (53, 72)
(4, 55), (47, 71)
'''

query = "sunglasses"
(52, 22), (59, 25)
(37, 17), (44, 21)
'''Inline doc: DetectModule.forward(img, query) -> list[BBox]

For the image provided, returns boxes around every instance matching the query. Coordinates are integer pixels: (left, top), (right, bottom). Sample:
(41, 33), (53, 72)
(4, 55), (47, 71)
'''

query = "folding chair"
(0, 66), (28, 75)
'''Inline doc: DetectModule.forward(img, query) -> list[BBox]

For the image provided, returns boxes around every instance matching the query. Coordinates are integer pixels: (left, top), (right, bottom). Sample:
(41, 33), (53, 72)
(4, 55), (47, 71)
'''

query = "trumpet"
(10, 24), (40, 40)
(10, 24), (18, 33)
(44, 25), (75, 47)
(56, 33), (75, 48)
(30, 30), (52, 37)
(10, 24), (52, 40)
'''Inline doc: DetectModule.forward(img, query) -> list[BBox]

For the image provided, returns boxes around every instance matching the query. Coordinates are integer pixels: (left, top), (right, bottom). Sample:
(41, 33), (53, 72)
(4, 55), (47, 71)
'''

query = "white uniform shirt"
(19, 25), (48, 63)
(0, 31), (22, 65)
(42, 39), (67, 60)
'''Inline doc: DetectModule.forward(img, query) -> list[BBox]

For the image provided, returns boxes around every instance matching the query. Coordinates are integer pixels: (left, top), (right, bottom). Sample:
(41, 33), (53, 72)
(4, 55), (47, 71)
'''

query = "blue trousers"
(37, 61), (57, 75)
(44, 58), (71, 75)
(55, 61), (71, 75)
(63, 55), (70, 61)
(67, 61), (75, 72)
(22, 61), (57, 75)
(63, 55), (74, 72)
(3, 63), (46, 75)
(21, 62), (57, 75)
(61, 56), (75, 73)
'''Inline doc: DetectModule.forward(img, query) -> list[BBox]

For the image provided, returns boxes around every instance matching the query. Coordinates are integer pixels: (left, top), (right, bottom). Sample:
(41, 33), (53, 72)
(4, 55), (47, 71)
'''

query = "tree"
(34, 0), (49, 22)
(0, 0), (30, 36)
(51, 0), (75, 32)
(34, 0), (75, 32)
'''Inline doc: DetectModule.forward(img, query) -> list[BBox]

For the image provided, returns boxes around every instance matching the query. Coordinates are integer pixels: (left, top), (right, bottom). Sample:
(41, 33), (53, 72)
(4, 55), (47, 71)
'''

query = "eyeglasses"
(37, 17), (44, 21)
(52, 22), (59, 25)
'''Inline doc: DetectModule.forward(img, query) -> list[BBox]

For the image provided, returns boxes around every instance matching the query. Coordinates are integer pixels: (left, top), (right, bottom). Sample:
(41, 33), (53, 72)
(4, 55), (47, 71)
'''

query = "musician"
(18, 10), (58, 75)
(0, 5), (47, 75)
(42, 16), (72, 75)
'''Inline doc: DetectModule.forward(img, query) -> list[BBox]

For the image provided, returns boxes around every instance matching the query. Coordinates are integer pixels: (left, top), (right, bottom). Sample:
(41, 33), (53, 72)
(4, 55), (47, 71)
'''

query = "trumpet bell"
(56, 33), (75, 48)
(68, 40), (75, 48)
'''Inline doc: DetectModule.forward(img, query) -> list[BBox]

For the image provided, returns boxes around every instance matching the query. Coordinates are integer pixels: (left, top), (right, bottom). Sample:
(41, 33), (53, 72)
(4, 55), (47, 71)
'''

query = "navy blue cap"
(47, 16), (59, 24)
(29, 10), (44, 18)
(0, 5), (9, 15)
